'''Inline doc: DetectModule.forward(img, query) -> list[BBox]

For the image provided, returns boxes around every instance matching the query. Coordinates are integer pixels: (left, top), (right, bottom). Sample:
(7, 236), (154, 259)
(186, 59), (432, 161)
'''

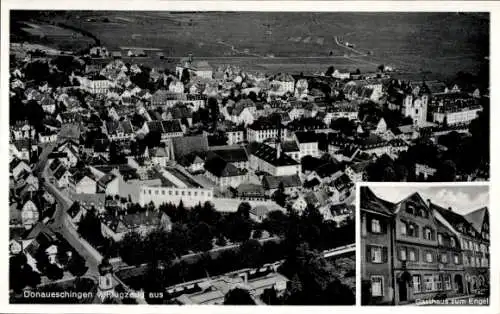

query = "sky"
(370, 185), (489, 215)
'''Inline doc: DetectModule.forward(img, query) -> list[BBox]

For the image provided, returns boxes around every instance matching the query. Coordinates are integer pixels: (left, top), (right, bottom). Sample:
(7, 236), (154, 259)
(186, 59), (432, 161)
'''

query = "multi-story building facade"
(361, 187), (395, 305)
(361, 187), (490, 305)
(432, 203), (489, 295)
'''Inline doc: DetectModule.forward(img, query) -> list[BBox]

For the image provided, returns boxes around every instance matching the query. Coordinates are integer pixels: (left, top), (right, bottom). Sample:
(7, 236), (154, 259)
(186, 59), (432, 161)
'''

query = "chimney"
(188, 53), (193, 63)
(427, 199), (432, 208)
(448, 206), (452, 211)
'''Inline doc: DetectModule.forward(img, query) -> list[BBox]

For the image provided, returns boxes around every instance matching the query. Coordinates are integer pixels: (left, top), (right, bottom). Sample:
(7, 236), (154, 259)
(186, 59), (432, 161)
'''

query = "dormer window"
(406, 204), (414, 215)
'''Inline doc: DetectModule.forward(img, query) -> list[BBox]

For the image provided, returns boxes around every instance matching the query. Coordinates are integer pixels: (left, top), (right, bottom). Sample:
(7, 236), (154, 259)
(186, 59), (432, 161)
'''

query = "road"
(40, 158), (101, 278)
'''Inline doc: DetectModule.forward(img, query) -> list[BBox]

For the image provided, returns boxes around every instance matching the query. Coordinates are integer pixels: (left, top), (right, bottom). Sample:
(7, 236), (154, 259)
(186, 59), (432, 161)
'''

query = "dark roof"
(262, 174), (301, 190)
(360, 187), (394, 216)
(281, 141), (300, 153)
(208, 147), (248, 164)
(53, 165), (69, 180)
(67, 202), (81, 218)
(204, 155), (244, 178)
(315, 162), (342, 178)
(303, 178), (321, 189)
(295, 131), (318, 144)
(98, 173), (117, 186)
(172, 135), (209, 158)
(431, 201), (477, 237)
(464, 207), (488, 234)
(247, 142), (299, 167)
(248, 118), (282, 131)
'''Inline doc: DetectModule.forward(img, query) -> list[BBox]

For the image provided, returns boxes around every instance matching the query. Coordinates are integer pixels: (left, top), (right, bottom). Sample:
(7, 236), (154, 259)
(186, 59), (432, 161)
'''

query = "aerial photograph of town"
(8, 10), (489, 305)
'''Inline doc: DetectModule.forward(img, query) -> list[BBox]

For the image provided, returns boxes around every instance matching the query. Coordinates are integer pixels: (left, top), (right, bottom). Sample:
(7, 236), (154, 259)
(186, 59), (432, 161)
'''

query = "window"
(408, 224), (418, 237)
(400, 247), (407, 261)
(476, 257), (480, 267)
(454, 254), (459, 264)
(175, 191), (179, 196)
(155, 190), (159, 195)
(435, 275), (443, 291)
(181, 191), (185, 196)
(471, 257), (475, 267)
(169, 190), (172, 195)
(445, 275), (452, 290)
(438, 234), (443, 245)
(469, 241), (473, 250)
(161, 190), (165, 195)
(413, 275), (421, 293)
(406, 205), (414, 215)
(148, 190), (152, 195)
(425, 252), (433, 263)
(371, 219), (381, 233)
(371, 276), (384, 297)
(424, 275), (434, 292)
(441, 253), (448, 264)
(450, 238), (456, 248)
(400, 222), (407, 235)
(200, 191), (204, 196)
(462, 239), (468, 250)
(424, 228), (432, 240)
(194, 191), (197, 196)
(371, 246), (383, 263)
(187, 191), (191, 196)
(409, 249), (417, 261)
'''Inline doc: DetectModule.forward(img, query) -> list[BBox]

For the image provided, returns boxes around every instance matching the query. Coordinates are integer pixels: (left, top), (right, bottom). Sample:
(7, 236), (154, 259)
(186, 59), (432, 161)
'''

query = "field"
(11, 11), (489, 77)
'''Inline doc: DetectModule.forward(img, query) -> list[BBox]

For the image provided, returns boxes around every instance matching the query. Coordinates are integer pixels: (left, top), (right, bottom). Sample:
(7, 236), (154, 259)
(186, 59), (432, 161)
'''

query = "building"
(204, 155), (248, 188)
(246, 118), (287, 143)
(433, 203), (489, 295)
(138, 167), (214, 207)
(69, 169), (97, 194)
(248, 142), (301, 177)
(361, 187), (490, 305)
(139, 120), (184, 141)
(360, 187), (395, 305)
(294, 131), (319, 158)
(176, 55), (213, 79)
(402, 93), (429, 127)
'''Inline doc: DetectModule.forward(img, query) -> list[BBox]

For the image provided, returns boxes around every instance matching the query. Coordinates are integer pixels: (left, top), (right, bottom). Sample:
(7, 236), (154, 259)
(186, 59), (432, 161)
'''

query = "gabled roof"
(295, 131), (318, 144)
(208, 147), (248, 164)
(430, 201), (478, 237)
(204, 155), (244, 178)
(262, 174), (301, 190)
(464, 207), (488, 234)
(360, 187), (394, 216)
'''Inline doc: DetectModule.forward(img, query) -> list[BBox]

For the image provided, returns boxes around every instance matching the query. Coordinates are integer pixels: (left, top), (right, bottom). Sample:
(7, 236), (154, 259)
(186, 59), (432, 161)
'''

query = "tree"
(68, 255), (88, 277)
(377, 64), (385, 72)
(224, 288), (256, 305)
(435, 159), (457, 182)
(355, 68), (361, 75)
(252, 229), (263, 239)
(325, 66), (335, 77)
(45, 263), (64, 280)
(224, 214), (252, 243)
(189, 222), (214, 252)
(272, 182), (287, 207)
(237, 202), (251, 219)
(181, 68), (190, 85)
(118, 231), (145, 266)
(239, 239), (263, 268)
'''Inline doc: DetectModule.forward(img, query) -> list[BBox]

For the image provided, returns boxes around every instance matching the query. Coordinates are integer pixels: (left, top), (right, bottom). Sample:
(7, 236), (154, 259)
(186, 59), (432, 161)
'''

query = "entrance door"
(399, 281), (408, 302)
(454, 275), (464, 294)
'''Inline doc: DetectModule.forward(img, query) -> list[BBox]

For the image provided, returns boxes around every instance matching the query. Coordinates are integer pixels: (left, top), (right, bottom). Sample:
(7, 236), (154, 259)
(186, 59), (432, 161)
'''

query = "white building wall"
(139, 186), (213, 207)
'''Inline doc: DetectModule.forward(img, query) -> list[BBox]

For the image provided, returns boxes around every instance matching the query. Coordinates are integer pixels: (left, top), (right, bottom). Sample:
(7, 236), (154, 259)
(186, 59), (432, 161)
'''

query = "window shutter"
(367, 218), (372, 233)
(380, 220), (386, 234)
(415, 248), (419, 261)
(366, 245), (372, 263)
(382, 247), (388, 263)
(415, 225), (419, 238)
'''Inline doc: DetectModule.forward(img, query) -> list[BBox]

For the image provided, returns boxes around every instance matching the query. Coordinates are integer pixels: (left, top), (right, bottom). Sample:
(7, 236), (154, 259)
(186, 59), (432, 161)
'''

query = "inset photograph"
(360, 184), (489, 306)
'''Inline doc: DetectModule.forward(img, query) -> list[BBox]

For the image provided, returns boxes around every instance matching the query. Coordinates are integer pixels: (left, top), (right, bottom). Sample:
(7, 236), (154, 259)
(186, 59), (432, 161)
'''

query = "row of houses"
(361, 187), (489, 305)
